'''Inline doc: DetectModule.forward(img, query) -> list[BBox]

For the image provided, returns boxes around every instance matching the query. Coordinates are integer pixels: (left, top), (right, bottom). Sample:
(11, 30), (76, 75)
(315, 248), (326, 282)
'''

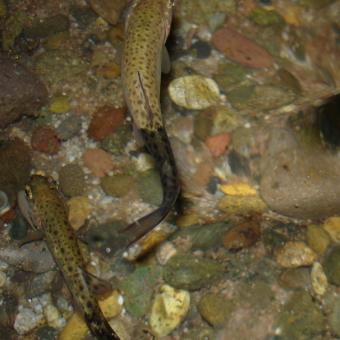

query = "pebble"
(9, 213), (28, 240)
(323, 246), (340, 286)
(329, 296), (340, 337)
(0, 138), (31, 205)
(137, 169), (163, 206)
(163, 254), (223, 291)
(278, 268), (311, 290)
(100, 124), (130, 155)
(49, 95), (70, 113)
(36, 326), (59, 340)
(323, 216), (340, 243)
(223, 220), (261, 251)
(120, 266), (161, 318)
(205, 133), (231, 157)
(56, 115), (82, 141)
(0, 270), (6, 287)
(14, 306), (45, 335)
(211, 26), (274, 69)
(67, 196), (92, 230)
(87, 106), (126, 141)
(249, 7), (285, 27)
(89, 0), (126, 25)
(149, 284), (190, 337)
(168, 75), (220, 110)
(43, 304), (65, 329)
(306, 224), (330, 255)
(197, 293), (234, 328)
(0, 54), (47, 128)
(220, 182), (257, 196)
(83, 148), (114, 177)
(276, 290), (326, 339)
(156, 241), (177, 265)
(59, 163), (85, 197)
(311, 262), (328, 296)
(176, 213), (200, 228)
(276, 241), (317, 268)
(31, 126), (60, 155)
(100, 174), (134, 197)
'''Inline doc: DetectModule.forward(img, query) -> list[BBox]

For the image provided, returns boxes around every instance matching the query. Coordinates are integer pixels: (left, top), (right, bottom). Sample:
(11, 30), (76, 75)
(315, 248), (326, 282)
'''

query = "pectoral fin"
(161, 46), (171, 74)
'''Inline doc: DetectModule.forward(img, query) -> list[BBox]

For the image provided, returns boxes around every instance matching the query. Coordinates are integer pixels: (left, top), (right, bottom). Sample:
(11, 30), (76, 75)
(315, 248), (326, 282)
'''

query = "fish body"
(121, 0), (180, 243)
(19, 175), (119, 340)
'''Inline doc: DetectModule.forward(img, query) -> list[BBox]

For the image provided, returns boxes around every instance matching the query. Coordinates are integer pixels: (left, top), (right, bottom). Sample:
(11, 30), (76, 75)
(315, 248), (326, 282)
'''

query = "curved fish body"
(121, 0), (180, 244)
(18, 175), (119, 340)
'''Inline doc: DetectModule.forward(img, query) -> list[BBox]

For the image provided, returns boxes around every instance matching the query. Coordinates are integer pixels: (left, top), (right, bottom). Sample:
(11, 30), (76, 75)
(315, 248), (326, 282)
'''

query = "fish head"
(17, 174), (57, 229)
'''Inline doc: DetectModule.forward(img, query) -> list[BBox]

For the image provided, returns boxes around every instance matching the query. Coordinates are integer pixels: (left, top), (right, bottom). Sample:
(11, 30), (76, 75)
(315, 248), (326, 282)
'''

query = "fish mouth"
(17, 190), (36, 228)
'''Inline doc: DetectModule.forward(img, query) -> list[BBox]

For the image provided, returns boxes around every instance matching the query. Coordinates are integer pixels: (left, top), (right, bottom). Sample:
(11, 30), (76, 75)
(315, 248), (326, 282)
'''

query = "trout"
(121, 0), (180, 244)
(18, 175), (119, 340)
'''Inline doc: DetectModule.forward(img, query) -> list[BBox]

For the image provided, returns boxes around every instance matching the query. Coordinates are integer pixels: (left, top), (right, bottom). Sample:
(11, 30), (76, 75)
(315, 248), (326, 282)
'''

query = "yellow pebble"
(220, 182), (257, 196)
(50, 95), (70, 113)
(323, 216), (340, 243)
(67, 196), (92, 230)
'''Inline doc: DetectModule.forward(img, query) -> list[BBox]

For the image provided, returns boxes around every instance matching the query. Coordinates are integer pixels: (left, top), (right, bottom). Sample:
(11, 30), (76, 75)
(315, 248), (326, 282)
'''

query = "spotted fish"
(18, 175), (119, 340)
(121, 0), (180, 244)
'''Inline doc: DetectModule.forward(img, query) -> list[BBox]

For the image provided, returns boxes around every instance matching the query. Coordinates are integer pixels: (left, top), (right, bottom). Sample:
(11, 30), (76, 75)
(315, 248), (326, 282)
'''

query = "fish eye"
(24, 186), (33, 200)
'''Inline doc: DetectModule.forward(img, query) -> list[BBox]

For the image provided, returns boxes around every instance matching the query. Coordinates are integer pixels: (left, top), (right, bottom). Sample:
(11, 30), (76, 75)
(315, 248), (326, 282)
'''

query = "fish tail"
(123, 126), (180, 244)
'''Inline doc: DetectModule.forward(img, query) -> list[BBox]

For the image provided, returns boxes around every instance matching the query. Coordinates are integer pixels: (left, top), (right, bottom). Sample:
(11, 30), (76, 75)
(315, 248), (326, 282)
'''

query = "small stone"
(31, 126), (60, 155)
(217, 195), (267, 216)
(276, 291), (326, 339)
(176, 213), (200, 228)
(0, 271), (6, 287)
(137, 169), (163, 206)
(56, 115), (82, 141)
(220, 182), (257, 196)
(88, 106), (126, 141)
(49, 95), (70, 113)
(89, 0), (126, 25)
(323, 246), (340, 286)
(306, 224), (330, 255)
(311, 262), (328, 296)
(36, 326), (59, 340)
(323, 216), (340, 243)
(163, 254), (223, 291)
(168, 75), (220, 110)
(278, 268), (311, 290)
(249, 8), (285, 27)
(149, 284), (190, 337)
(9, 214), (28, 240)
(67, 196), (92, 230)
(190, 40), (212, 59)
(14, 306), (44, 335)
(100, 174), (134, 197)
(83, 148), (114, 177)
(214, 62), (249, 91)
(100, 124), (130, 155)
(0, 54), (47, 128)
(156, 242), (177, 265)
(276, 241), (317, 268)
(223, 220), (261, 250)
(198, 293), (234, 328)
(59, 164), (85, 197)
(43, 304), (64, 329)
(329, 296), (340, 337)
(212, 26), (274, 69)
(70, 6), (97, 29)
(98, 290), (122, 319)
(120, 266), (161, 318)
(95, 62), (121, 78)
(205, 133), (231, 157)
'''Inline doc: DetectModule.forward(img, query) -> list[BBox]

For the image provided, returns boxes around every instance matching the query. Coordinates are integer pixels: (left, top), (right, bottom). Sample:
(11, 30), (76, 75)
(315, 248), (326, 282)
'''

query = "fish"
(121, 0), (180, 245)
(18, 175), (119, 340)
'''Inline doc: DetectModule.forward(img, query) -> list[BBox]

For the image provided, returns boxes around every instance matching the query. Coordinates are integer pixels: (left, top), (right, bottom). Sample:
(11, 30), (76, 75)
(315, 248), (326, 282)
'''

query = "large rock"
(260, 128), (340, 219)
(0, 54), (47, 128)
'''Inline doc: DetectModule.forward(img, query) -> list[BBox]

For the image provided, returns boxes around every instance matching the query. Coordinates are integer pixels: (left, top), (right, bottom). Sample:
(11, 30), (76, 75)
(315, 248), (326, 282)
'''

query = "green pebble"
(329, 296), (340, 337)
(278, 268), (311, 290)
(198, 293), (234, 327)
(306, 224), (330, 255)
(214, 62), (248, 91)
(36, 325), (58, 340)
(49, 95), (70, 113)
(193, 110), (214, 141)
(101, 125), (130, 155)
(58, 163), (85, 197)
(100, 174), (134, 197)
(120, 266), (161, 318)
(250, 8), (285, 27)
(137, 169), (162, 206)
(323, 246), (340, 286)
(163, 254), (224, 291)
(276, 290), (326, 339)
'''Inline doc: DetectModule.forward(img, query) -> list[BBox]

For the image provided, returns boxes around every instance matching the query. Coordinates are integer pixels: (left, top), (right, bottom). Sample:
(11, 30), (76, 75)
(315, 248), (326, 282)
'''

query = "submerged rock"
(0, 54), (47, 128)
